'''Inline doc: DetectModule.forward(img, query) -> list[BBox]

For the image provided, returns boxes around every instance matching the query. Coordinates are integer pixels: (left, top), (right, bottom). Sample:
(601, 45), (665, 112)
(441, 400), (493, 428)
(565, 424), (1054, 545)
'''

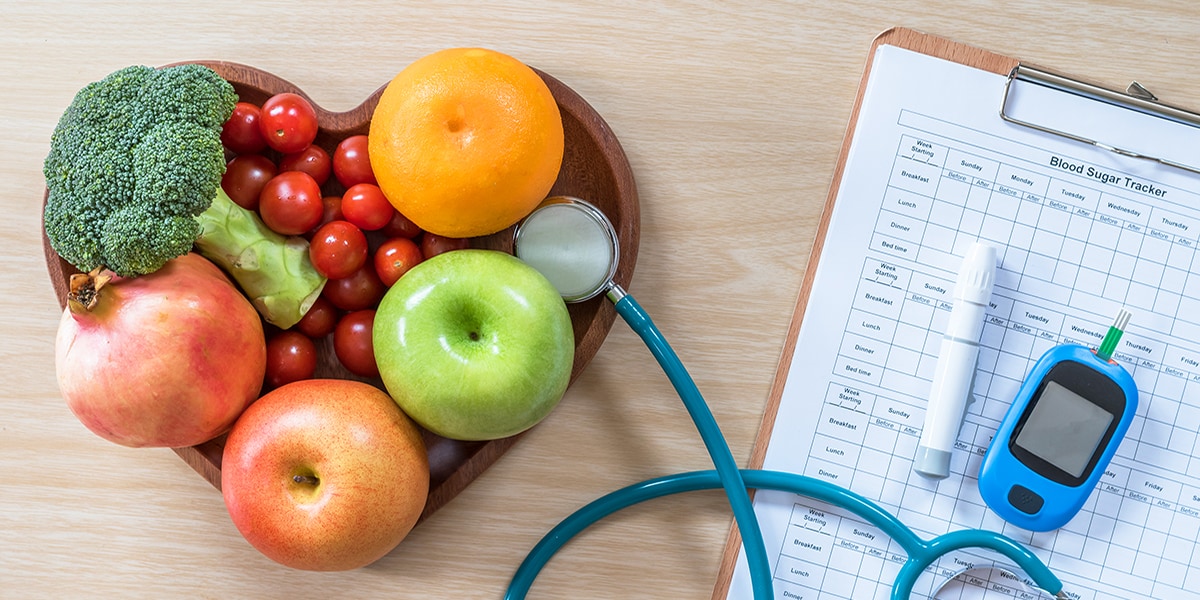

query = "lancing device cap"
(954, 242), (997, 305)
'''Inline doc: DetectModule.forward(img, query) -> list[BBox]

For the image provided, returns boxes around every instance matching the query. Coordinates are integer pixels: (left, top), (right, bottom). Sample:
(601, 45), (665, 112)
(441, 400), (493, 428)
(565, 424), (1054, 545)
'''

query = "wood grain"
(11, 3), (1200, 598)
(40, 60), (640, 523)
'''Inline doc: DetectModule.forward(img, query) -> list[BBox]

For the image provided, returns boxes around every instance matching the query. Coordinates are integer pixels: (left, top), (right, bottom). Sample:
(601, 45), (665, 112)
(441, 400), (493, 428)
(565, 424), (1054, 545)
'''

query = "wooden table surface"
(5, 2), (1200, 598)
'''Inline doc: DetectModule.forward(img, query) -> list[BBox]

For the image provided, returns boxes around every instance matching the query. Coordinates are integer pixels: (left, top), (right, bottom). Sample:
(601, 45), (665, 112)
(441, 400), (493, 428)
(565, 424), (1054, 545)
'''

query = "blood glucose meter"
(978, 339), (1138, 532)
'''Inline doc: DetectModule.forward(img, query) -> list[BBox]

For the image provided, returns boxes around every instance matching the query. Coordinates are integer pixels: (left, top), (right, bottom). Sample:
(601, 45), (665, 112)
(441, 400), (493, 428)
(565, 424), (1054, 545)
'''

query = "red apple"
(221, 379), (429, 571)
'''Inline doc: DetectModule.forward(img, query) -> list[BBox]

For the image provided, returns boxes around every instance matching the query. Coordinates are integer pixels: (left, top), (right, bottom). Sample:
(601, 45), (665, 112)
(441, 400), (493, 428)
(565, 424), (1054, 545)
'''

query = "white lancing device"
(914, 242), (997, 480)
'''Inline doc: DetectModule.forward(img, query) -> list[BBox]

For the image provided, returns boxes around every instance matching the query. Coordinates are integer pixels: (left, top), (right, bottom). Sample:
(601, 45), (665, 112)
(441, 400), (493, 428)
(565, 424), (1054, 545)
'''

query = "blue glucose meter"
(979, 335), (1138, 532)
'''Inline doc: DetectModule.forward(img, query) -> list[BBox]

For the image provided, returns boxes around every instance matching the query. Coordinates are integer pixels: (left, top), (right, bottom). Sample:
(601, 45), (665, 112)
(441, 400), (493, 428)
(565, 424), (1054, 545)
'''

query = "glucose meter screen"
(1014, 381), (1114, 478)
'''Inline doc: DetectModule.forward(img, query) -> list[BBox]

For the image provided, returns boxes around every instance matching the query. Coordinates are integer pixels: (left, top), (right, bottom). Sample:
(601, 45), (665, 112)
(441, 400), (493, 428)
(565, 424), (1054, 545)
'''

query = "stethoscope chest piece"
(513, 196), (620, 303)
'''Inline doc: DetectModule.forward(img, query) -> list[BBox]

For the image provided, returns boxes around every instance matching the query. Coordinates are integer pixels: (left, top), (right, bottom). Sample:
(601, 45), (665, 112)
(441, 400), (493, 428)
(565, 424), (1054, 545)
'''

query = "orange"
(368, 48), (565, 238)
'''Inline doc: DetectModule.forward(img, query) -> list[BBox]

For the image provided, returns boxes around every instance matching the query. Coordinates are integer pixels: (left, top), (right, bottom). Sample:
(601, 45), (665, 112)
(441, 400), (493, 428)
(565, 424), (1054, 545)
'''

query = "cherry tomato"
(341, 183), (394, 231)
(279, 144), (331, 186)
(375, 237), (423, 287)
(309, 220), (369, 280)
(265, 330), (317, 388)
(332, 134), (376, 187)
(259, 171), (324, 235)
(259, 93), (318, 154)
(381, 210), (423, 239)
(334, 310), (379, 378)
(221, 102), (268, 155)
(307, 195), (345, 237)
(421, 232), (471, 258)
(295, 296), (338, 339)
(221, 154), (277, 210)
(322, 263), (386, 311)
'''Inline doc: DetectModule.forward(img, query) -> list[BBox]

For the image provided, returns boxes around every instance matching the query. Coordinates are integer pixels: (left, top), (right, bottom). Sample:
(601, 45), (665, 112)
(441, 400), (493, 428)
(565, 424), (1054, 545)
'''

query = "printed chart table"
(772, 121), (1200, 599)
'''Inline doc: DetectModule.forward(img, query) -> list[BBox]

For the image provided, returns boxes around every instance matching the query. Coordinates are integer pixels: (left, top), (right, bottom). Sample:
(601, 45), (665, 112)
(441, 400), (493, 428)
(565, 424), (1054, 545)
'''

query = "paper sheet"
(726, 45), (1200, 599)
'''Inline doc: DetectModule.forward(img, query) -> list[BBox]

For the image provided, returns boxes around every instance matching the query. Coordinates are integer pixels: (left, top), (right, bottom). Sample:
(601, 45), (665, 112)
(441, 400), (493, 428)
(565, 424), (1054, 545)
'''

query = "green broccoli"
(43, 64), (326, 329)
(43, 64), (228, 276)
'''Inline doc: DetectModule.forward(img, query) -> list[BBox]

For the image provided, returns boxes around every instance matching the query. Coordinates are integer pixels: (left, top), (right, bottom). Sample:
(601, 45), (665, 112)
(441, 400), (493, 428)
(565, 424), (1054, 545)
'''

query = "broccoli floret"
(43, 63), (329, 329)
(43, 64), (237, 277)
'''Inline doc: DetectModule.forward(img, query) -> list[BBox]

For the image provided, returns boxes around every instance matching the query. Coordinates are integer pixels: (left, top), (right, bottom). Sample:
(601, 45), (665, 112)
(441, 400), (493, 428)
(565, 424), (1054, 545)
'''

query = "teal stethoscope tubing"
(505, 292), (1064, 599)
(505, 469), (1063, 599)
(609, 291), (775, 598)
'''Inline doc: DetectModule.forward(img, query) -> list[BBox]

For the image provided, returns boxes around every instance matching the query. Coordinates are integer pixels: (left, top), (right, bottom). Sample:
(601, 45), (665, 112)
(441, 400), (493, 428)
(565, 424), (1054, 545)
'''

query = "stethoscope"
(506, 197), (1069, 600)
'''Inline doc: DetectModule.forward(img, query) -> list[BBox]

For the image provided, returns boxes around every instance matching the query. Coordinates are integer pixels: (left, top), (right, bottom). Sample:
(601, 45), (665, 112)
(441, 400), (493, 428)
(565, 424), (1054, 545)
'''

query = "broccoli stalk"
(43, 63), (326, 329)
(195, 189), (325, 329)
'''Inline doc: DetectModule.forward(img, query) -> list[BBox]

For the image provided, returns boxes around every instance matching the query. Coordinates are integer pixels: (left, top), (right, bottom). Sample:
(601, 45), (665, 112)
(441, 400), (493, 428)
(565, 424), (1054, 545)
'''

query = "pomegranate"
(55, 253), (266, 448)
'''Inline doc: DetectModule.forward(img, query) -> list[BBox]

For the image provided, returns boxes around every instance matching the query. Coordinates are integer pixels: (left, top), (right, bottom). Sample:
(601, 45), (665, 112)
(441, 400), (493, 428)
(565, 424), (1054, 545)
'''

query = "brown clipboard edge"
(709, 27), (1018, 599)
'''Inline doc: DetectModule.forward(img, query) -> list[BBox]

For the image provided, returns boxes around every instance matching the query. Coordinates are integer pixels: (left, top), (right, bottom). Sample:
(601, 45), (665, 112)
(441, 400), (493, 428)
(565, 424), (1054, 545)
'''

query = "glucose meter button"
(1007, 484), (1045, 515)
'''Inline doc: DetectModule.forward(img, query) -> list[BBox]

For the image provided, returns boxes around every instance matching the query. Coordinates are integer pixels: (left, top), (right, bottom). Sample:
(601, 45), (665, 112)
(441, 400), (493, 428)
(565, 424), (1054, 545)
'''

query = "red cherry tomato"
(374, 237), (423, 287)
(295, 296), (338, 339)
(221, 102), (268, 155)
(332, 134), (376, 187)
(322, 263), (386, 311)
(334, 310), (379, 378)
(420, 232), (471, 258)
(309, 220), (369, 280)
(265, 330), (317, 388)
(341, 183), (394, 231)
(381, 210), (423, 239)
(259, 93), (318, 154)
(221, 154), (277, 210)
(307, 195), (345, 237)
(259, 171), (324, 235)
(279, 144), (331, 186)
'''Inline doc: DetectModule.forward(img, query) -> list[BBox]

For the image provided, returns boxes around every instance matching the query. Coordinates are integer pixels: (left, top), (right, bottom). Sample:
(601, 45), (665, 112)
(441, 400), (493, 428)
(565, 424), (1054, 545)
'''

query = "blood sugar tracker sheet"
(726, 45), (1200, 599)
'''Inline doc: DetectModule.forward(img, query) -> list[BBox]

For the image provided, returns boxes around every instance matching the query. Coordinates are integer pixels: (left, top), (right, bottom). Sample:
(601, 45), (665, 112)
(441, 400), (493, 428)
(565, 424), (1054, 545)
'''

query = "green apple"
(373, 249), (575, 441)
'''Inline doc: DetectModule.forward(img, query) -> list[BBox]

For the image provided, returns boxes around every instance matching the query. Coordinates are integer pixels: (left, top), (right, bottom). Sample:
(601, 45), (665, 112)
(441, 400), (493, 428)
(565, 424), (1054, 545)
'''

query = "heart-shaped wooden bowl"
(42, 61), (639, 523)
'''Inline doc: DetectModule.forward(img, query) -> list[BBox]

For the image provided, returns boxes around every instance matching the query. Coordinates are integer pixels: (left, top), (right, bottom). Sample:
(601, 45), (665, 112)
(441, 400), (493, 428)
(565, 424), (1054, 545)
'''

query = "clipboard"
(711, 26), (1200, 599)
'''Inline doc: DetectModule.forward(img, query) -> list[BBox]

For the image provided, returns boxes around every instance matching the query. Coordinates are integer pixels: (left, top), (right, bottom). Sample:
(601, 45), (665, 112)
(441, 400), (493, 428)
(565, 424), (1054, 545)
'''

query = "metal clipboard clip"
(1000, 63), (1200, 176)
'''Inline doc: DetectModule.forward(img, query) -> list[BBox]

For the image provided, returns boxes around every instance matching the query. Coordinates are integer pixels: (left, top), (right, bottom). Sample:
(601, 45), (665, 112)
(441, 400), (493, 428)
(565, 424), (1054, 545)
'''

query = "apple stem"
(469, 331), (480, 341)
(293, 474), (319, 486)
